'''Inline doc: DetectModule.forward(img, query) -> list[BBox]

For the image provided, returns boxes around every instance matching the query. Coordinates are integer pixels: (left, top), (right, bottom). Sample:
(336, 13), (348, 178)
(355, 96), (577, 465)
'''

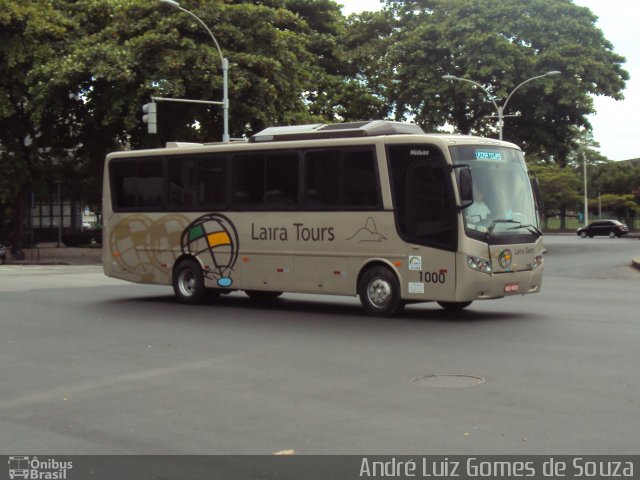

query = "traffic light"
(142, 102), (157, 134)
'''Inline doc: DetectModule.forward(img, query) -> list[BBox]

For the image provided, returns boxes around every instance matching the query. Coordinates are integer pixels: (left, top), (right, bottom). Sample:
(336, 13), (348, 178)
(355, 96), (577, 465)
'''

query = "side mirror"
(455, 165), (474, 209)
(529, 172), (545, 214)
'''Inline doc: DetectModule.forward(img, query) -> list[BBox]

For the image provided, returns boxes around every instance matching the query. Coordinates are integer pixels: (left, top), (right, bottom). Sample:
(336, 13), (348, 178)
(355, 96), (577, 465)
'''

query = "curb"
(633, 257), (640, 271)
(3, 247), (102, 266)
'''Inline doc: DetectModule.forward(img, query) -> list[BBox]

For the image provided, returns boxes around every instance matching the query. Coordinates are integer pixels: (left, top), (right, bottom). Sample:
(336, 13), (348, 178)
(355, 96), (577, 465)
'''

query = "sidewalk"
(6, 247), (102, 265)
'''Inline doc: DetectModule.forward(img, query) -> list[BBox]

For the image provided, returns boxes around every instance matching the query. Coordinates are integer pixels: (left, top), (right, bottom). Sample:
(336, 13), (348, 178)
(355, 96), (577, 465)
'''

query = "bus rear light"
(467, 255), (492, 274)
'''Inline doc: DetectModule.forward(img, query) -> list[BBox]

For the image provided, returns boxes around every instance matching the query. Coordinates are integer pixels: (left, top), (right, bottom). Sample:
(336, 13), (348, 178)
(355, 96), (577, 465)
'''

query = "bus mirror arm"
(451, 164), (474, 210)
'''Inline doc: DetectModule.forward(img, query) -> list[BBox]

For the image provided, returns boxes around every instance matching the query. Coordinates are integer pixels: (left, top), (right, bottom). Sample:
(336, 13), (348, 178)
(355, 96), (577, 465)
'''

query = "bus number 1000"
(419, 271), (447, 284)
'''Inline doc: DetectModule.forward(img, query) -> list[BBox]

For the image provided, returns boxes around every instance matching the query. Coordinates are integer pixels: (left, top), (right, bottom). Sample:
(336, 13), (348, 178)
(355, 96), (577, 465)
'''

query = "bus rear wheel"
(358, 266), (404, 317)
(437, 301), (472, 311)
(173, 259), (206, 305)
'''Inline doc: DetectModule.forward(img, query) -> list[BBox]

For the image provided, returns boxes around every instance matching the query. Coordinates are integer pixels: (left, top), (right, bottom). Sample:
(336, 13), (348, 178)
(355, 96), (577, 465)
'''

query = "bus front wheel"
(437, 301), (472, 311)
(358, 266), (404, 317)
(173, 259), (206, 305)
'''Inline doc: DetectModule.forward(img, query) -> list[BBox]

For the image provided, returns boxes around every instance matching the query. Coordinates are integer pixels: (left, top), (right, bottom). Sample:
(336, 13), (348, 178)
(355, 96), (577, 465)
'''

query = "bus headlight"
(467, 255), (492, 274)
(532, 253), (544, 270)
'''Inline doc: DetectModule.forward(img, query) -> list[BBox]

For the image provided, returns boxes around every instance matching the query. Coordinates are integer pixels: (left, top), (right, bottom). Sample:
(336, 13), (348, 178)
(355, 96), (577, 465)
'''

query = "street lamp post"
(160, 0), (230, 143)
(583, 151), (589, 226)
(442, 71), (560, 140)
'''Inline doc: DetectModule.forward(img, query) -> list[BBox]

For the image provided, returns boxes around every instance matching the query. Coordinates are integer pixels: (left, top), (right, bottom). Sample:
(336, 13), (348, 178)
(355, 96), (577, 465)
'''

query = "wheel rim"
(178, 269), (197, 297)
(367, 278), (392, 308)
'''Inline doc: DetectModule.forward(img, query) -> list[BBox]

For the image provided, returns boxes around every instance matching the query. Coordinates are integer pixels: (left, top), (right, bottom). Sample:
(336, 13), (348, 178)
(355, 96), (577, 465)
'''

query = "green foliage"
(587, 161), (640, 197)
(592, 193), (639, 218)
(0, 0), (633, 249)
(353, 0), (629, 165)
(529, 163), (582, 216)
(0, 0), (347, 250)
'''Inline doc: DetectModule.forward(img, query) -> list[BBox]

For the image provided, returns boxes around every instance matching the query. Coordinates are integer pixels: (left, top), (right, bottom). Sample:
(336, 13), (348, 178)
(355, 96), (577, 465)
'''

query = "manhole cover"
(411, 374), (485, 388)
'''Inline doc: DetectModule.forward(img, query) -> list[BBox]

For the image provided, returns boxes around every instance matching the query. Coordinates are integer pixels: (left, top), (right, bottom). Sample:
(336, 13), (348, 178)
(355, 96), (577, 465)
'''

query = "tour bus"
(103, 120), (544, 316)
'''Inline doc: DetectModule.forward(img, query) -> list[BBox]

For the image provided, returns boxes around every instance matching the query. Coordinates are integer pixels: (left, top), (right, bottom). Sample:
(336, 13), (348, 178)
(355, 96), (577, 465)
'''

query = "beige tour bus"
(103, 120), (544, 316)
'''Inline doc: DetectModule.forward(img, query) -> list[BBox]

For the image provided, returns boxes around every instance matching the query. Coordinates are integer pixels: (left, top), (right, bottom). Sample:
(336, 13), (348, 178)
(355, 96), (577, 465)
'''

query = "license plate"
(504, 283), (519, 293)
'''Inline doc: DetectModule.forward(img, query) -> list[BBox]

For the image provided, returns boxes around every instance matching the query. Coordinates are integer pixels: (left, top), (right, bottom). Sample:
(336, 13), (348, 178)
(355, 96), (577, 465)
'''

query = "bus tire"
(358, 266), (404, 317)
(245, 290), (283, 302)
(437, 301), (472, 311)
(173, 258), (206, 305)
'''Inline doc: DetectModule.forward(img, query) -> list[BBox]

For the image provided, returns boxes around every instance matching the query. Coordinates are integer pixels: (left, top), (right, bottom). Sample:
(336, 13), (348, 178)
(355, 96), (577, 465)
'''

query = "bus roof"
(107, 122), (521, 158)
(249, 120), (425, 143)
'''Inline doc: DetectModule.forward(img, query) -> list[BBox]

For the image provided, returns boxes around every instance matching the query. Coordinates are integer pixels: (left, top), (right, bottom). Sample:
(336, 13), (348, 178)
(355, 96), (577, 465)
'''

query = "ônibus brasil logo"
(8, 456), (73, 480)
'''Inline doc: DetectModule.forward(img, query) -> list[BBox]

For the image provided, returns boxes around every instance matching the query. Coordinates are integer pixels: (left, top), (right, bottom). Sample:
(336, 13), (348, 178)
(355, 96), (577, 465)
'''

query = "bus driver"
(466, 186), (491, 223)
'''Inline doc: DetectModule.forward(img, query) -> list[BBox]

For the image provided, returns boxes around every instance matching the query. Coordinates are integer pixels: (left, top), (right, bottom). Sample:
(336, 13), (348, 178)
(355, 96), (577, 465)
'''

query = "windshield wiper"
(486, 219), (542, 238)
(506, 223), (542, 237)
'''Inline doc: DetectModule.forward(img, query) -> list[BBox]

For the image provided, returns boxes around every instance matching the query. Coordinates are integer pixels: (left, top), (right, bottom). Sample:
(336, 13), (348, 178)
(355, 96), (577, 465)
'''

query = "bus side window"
(110, 158), (164, 210)
(303, 150), (341, 209)
(342, 150), (380, 208)
(136, 160), (164, 207)
(303, 148), (379, 210)
(264, 152), (299, 208)
(388, 145), (456, 250)
(168, 155), (227, 210)
(111, 160), (136, 209)
(233, 153), (265, 208)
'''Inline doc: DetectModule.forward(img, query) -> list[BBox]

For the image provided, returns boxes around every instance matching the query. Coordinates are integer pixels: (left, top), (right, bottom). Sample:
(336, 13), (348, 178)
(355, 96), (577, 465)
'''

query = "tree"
(1, 0), (347, 253)
(592, 194), (639, 220)
(374, 0), (628, 164)
(315, 10), (395, 121)
(529, 163), (582, 230)
(591, 162), (640, 196)
(0, 0), (73, 255)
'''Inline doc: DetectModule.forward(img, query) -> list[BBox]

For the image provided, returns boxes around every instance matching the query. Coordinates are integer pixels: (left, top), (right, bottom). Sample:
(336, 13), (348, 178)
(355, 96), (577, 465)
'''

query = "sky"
(340, 0), (639, 161)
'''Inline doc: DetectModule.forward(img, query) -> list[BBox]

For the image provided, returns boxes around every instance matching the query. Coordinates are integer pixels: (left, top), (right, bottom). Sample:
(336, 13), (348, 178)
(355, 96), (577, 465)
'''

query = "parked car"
(576, 219), (629, 238)
(0, 244), (6, 264)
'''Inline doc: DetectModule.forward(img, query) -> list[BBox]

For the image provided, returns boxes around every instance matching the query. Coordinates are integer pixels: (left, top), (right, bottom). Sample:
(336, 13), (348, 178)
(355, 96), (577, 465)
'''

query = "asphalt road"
(1, 235), (639, 455)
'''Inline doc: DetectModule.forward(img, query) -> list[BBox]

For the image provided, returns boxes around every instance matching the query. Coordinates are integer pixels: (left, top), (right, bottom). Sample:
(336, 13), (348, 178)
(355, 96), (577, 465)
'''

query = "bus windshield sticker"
(409, 255), (422, 271)
(181, 213), (239, 287)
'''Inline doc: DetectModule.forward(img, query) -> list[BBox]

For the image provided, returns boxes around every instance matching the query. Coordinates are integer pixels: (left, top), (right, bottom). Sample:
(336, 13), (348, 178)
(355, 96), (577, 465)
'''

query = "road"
(1, 236), (639, 454)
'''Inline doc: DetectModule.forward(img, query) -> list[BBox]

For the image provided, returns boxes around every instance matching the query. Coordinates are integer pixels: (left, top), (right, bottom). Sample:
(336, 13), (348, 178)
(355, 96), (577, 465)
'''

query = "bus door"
(387, 145), (458, 301)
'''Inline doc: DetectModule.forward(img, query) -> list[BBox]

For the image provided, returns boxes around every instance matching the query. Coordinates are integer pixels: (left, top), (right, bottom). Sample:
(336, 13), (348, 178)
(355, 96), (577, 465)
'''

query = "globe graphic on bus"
(180, 213), (239, 287)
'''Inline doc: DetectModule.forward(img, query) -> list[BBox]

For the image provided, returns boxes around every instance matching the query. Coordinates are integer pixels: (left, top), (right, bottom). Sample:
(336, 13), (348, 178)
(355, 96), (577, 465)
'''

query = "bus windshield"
(450, 145), (540, 242)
